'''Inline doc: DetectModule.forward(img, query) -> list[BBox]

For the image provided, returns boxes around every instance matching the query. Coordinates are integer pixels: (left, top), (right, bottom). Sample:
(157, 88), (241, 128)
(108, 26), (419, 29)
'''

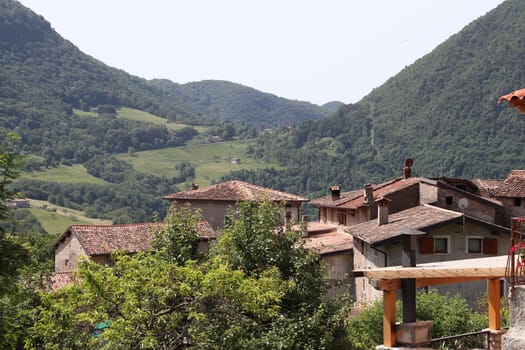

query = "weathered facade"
(52, 222), (216, 288)
(310, 169), (514, 303)
(348, 204), (510, 303)
(163, 180), (308, 229)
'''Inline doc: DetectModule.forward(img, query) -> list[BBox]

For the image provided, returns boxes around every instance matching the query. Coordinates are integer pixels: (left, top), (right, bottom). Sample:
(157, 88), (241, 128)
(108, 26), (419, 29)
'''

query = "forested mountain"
(150, 79), (331, 127)
(0, 0), (332, 222)
(0, 0), (329, 145)
(227, 0), (525, 198)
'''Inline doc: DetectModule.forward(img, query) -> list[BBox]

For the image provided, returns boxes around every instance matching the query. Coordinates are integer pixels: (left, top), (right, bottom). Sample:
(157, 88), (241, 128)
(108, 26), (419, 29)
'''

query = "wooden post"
(488, 278), (501, 330)
(383, 289), (397, 347)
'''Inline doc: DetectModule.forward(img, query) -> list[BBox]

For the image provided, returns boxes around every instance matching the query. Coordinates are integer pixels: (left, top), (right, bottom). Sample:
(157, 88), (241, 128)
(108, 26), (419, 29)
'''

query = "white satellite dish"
(458, 198), (469, 210)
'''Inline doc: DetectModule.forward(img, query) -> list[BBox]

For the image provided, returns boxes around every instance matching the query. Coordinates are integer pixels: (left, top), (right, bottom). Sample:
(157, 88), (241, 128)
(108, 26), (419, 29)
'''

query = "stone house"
(164, 180), (360, 296)
(163, 180), (308, 229)
(309, 172), (511, 303)
(347, 202), (509, 304)
(6, 198), (30, 208)
(486, 170), (525, 224)
(300, 222), (354, 297)
(52, 222), (215, 289)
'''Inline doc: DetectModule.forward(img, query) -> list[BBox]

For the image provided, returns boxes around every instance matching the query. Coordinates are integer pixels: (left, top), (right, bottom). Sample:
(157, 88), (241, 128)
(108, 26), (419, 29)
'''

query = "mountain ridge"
(227, 0), (525, 198)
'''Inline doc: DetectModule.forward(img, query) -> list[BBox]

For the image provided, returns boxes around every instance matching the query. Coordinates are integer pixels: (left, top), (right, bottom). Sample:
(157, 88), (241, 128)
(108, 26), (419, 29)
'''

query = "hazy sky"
(18, 0), (505, 105)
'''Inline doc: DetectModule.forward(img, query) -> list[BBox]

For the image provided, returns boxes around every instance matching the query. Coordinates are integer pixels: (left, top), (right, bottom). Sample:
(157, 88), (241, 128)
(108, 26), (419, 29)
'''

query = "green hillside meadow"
(73, 108), (210, 133)
(22, 164), (110, 185)
(28, 199), (112, 234)
(117, 140), (281, 188)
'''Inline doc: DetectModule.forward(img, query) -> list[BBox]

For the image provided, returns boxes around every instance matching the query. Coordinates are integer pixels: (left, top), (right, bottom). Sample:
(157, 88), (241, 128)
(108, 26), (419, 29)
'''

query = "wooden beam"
(354, 255), (508, 280)
(371, 277), (490, 291)
(416, 277), (487, 288)
(358, 266), (506, 279)
(383, 290), (397, 347)
(371, 278), (400, 291)
(488, 278), (501, 330)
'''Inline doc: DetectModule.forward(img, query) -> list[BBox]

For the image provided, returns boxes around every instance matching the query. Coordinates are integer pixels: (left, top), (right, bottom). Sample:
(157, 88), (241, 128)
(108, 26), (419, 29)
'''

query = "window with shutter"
(467, 237), (482, 254)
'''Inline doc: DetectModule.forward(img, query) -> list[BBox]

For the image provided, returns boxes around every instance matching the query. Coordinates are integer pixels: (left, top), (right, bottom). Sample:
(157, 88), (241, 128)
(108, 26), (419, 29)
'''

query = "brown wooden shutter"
(419, 237), (434, 254)
(483, 238), (498, 255)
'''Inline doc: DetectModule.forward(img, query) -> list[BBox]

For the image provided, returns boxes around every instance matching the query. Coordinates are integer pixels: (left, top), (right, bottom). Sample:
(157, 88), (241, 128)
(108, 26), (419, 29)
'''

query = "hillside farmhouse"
(52, 222), (215, 289)
(163, 180), (308, 229)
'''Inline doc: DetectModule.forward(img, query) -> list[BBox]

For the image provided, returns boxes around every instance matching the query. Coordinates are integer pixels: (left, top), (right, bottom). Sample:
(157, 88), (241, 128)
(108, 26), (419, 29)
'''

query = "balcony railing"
(505, 217), (525, 287)
(430, 329), (491, 350)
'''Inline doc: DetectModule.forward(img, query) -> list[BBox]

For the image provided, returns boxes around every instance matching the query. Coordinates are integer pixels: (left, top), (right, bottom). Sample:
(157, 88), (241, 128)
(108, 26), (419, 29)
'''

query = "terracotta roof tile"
(163, 180), (308, 202)
(309, 189), (363, 207)
(492, 170), (525, 198)
(470, 178), (504, 197)
(346, 204), (462, 245)
(499, 88), (525, 113)
(302, 227), (353, 255)
(51, 271), (77, 291)
(55, 221), (216, 256)
(499, 88), (525, 102)
(311, 177), (422, 209)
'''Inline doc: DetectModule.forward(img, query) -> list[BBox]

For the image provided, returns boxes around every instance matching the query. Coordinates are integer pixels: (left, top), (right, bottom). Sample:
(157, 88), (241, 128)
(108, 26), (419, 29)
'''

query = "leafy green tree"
(216, 199), (324, 309)
(0, 133), (24, 232)
(0, 133), (30, 295)
(153, 204), (201, 265)
(26, 253), (289, 349)
(0, 134), (55, 348)
(28, 200), (351, 349)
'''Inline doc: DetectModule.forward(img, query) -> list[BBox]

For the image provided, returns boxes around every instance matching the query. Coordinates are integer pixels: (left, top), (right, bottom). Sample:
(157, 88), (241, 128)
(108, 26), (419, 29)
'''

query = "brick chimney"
(191, 182), (199, 190)
(376, 197), (391, 226)
(363, 183), (374, 205)
(330, 185), (341, 201)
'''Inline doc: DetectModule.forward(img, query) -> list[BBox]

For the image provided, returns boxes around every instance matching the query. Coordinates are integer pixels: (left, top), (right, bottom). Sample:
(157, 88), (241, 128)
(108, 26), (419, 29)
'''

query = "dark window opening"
(434, 238), (448, 254)
(445, 196), (453, 205)
(514, 198), (522, 207)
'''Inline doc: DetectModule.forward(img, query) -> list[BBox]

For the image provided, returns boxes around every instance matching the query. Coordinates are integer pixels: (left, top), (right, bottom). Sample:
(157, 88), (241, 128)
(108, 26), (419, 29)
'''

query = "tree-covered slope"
(0, 0), (193, 121)
(0, 0), (328, 131)
(234, 0), (525, 197)
(149, 79), (330, 127)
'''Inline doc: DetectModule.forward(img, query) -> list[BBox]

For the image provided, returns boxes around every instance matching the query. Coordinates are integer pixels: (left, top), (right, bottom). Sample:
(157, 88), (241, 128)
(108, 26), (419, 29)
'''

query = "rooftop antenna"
(458, 198), (469, 233)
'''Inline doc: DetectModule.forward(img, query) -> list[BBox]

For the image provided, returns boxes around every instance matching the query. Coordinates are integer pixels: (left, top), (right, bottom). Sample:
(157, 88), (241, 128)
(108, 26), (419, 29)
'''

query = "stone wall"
(502, 285), (525, 349)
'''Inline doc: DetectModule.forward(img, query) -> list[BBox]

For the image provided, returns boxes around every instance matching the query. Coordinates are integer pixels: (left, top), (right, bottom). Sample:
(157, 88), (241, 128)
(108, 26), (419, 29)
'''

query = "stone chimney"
(330, 185), (341, 201)
(191, 182), (199, 190)
(403, 158), (414, 179)
(363, 183), (374, 205)
(376, 197), (391, 226)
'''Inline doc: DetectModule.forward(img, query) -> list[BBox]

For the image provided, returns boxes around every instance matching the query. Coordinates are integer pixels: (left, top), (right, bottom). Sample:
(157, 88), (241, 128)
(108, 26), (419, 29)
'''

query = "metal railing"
(505, 217), (525, 287)
(429, 329), (490, 350)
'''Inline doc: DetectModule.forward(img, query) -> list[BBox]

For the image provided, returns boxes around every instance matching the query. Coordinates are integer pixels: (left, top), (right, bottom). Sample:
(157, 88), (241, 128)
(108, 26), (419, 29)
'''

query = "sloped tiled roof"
(470, 178), (504, 197)
(492, 170), (525, 198)
(310, 177), (422, 209)
(54, 221), (216, 256)
(302, 229), (353, 255)
(51, 271), (77, 290)
(499, 88), (525, 102)
(499, 88), (525, 113)
(346, 204), (462, 245)
(164, 180), (308, 202)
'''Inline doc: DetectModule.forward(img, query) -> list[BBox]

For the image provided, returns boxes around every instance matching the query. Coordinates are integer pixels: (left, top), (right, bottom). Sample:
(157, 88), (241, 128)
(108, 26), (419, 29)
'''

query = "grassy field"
(21, 139), (280, 188)
(73, 107), (209, 133)
(28, 199), (112, 235)
(117, 140), (281, 188)
(21, 164), (109, 185)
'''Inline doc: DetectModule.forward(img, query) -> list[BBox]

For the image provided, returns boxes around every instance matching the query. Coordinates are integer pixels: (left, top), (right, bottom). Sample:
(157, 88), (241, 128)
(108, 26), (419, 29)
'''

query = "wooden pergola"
(354, 255), (507, 348)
